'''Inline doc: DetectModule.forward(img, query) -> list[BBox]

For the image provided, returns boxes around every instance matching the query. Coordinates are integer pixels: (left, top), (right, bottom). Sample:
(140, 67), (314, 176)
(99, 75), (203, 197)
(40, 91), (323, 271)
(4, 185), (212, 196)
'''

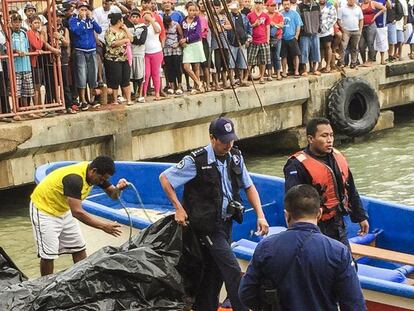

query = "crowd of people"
(0, 0), (414, 119)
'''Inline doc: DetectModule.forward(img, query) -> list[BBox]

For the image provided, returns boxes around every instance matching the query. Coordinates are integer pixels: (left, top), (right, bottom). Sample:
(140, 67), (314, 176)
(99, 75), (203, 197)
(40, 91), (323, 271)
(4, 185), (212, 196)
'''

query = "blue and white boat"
(35, 161), (414, 310)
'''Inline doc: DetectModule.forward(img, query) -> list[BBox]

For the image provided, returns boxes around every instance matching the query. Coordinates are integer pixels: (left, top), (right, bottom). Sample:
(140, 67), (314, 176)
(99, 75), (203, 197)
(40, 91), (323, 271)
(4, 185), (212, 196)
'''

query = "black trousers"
(61, 64), (73, 109)
(318, 215), (350, 248)
(164, 55), (182, 85)
(0, 67), (10, 114)
(194, 222), (247, 311)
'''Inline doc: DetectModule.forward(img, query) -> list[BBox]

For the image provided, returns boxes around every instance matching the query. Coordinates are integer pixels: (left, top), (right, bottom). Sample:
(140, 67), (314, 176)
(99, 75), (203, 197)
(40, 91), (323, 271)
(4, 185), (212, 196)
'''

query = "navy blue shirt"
(239, 222), (366, 311)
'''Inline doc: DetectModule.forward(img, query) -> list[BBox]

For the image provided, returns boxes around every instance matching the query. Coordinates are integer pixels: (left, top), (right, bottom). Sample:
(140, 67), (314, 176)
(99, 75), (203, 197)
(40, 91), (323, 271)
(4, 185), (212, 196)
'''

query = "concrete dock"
(1, 60), (414, 189)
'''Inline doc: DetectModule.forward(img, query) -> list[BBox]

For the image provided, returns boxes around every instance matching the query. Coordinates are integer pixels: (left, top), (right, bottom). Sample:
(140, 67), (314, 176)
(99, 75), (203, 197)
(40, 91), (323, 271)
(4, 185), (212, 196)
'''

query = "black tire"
(327, 77), (380, 137)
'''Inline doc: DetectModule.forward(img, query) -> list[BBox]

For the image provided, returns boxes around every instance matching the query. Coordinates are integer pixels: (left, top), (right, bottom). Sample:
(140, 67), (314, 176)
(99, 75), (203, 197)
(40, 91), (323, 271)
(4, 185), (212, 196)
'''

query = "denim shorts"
(228, 45), (247, 69)
(299, 34), (321, 63)
(387, 23), (397, 45)
(75, 49), (98, 89)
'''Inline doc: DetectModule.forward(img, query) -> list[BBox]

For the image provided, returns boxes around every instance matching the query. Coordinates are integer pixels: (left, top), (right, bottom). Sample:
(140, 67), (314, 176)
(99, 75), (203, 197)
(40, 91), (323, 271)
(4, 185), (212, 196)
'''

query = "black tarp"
(0, 215), (204, 310)
(0, 246), (28, 290)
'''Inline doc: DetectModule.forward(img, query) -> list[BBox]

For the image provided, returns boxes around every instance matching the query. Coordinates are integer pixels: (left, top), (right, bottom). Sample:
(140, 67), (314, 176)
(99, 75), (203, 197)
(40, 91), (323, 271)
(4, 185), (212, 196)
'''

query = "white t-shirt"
(93, 5), (122, 43)
(0, 31), (5, 72)
(338, 4), (363, 31)
(145, 23), (162, 54)
(396, 0), (408, 31)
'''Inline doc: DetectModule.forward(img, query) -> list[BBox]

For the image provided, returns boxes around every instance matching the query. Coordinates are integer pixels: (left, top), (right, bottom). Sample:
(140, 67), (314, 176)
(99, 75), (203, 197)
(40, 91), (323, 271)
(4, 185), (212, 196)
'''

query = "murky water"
(1, 112), (414, 279)
(244, 117), (414, 206)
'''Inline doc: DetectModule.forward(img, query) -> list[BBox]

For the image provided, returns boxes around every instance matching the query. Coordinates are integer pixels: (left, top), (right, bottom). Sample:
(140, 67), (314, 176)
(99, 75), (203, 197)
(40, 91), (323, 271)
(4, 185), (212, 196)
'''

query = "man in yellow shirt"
(30, 156), (127, 276)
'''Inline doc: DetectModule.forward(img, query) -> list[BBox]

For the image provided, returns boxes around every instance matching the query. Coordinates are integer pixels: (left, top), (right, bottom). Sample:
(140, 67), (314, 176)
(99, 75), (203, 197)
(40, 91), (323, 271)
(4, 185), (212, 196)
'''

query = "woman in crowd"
(359, 0), (385, 66)
(104, 12), (133, 105)
(140, 10), (163, 102)
(27, 14), (60, 111)
(163, 14), (184, 95)
(180, 1), (205, 94)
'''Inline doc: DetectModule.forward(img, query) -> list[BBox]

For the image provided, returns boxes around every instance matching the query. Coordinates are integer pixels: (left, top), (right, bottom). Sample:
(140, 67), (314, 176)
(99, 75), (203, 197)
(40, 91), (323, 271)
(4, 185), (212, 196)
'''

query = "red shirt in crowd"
(27, 29), (43, 67)
(268, 11), (284, 40)
(247, 11), (270, 44)
(153, 12), (166, 41)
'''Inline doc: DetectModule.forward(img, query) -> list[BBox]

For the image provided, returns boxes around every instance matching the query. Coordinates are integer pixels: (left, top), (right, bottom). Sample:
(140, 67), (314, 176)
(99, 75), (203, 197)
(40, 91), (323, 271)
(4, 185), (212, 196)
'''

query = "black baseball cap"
(209, 117), (238, 143)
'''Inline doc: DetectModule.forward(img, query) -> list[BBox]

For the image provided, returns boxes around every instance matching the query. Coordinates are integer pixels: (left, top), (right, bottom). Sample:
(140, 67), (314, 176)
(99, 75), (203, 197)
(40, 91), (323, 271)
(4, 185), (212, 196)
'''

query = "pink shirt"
(199, 14), (209, 39)
(247, 11), (270, 44)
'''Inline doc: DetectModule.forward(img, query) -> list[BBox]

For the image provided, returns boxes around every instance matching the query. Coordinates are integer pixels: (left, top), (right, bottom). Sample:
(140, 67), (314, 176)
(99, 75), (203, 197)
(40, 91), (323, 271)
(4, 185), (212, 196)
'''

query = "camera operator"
(159, 117), (269, 311)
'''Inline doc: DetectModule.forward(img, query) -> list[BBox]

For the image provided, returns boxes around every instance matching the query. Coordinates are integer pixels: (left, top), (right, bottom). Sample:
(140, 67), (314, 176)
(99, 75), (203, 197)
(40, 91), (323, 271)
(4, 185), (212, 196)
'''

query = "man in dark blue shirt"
(239, 184), (366, 311)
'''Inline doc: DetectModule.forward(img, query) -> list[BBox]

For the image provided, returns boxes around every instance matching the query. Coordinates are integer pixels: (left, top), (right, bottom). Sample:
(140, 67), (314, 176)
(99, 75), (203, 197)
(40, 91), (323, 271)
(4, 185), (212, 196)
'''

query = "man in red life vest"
(283, 117), (369, 247)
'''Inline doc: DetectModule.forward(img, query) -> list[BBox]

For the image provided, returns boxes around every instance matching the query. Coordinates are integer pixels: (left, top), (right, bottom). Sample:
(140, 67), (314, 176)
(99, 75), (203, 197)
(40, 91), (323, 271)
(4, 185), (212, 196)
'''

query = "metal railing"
(0, 0), (65, 119)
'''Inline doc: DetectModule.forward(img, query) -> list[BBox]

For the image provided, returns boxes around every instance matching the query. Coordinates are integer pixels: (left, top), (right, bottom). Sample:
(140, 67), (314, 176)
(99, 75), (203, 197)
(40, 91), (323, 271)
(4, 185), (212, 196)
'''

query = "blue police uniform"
(163, 143), (252, 311)
(239, 222), (367, 311)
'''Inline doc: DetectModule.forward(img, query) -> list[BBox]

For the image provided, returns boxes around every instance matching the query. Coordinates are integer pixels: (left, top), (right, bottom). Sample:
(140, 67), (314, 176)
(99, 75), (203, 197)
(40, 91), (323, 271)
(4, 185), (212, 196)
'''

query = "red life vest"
(291, 148), (350, 221)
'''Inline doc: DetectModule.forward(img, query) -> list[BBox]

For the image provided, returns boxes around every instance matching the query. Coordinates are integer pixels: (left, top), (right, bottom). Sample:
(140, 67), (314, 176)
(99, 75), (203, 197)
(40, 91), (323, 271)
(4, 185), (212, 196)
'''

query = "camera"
(227, 201), (245, 224)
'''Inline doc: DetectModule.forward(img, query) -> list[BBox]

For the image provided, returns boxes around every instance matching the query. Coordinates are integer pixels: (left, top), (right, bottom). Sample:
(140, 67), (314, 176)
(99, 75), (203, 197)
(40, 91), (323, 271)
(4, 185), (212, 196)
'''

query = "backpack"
(395, 0), (404, 21)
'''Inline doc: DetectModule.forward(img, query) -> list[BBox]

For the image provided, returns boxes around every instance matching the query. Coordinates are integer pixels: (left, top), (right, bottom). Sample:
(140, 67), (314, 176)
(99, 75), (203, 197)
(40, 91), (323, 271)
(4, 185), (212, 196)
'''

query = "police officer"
(283, 117), (369, 247)
(159, 117), (269, 311)
(239, 184), (366, 311)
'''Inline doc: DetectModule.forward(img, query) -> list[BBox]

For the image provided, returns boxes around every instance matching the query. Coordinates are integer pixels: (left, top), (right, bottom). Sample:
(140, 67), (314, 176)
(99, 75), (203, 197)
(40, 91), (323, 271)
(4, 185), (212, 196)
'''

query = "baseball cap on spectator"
(209, 117), (238, 143)
(266, 0), (276, 5)
(57, 9), (66, 16)
(77, 1), (91, 9)
(228, 1), (239, 9)
(24, 2), (36, 12)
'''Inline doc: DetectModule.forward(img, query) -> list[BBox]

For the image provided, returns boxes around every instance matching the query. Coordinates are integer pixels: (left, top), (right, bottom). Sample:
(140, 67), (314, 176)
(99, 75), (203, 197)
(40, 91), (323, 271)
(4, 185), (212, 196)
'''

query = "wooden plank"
(350, 243), (414, 266)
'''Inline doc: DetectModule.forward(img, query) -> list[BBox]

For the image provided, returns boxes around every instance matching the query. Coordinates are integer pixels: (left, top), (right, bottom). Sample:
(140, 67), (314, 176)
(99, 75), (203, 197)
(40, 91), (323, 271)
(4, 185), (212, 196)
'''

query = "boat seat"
(232, 239), (409, 284)
(349, 233), (377, 245)
(357, 264), (407, 283)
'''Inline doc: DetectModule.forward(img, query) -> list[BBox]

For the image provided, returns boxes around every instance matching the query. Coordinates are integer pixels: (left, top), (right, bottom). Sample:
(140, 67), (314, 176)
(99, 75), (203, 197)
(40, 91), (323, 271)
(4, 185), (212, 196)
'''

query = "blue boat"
(35, 161), (414, 310)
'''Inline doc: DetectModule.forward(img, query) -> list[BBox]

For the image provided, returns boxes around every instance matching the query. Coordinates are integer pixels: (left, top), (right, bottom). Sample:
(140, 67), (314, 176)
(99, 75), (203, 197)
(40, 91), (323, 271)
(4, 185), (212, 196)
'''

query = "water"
(1, 113), (414, 279)
(244, 117), (414, 206)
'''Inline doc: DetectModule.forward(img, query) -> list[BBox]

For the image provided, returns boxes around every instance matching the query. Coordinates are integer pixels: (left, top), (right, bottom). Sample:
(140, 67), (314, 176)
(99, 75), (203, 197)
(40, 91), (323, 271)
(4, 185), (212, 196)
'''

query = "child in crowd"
(10, 13), (34, 114)
(27, 14), (60, 108)
(211, 0), (231, 90)
(180, 1), (205, 94)
(163, 14), (183, 95)
(127, 9), (148, 101)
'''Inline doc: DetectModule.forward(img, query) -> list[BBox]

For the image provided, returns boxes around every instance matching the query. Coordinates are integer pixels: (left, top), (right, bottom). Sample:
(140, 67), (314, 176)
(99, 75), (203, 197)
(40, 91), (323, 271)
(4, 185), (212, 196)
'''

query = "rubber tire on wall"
(327, 77), (380, 137)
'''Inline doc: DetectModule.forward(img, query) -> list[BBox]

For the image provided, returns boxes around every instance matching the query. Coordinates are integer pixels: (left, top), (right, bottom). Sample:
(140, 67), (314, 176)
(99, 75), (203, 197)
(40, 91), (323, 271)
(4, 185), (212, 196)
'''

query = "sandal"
(154, 97), (166, 101)
(175, 89), (184, 96)
(259, 79), (265, 84)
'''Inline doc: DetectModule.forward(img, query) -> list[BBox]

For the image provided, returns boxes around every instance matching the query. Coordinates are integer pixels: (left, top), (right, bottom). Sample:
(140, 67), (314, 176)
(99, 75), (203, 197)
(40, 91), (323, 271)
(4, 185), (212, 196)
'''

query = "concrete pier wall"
(1, 61), (413, 189)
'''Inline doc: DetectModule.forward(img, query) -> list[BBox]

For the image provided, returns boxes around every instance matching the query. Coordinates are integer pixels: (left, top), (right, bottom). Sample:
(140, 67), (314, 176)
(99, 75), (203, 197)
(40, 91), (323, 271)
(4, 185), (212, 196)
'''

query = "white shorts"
(30, 201), (86, 260)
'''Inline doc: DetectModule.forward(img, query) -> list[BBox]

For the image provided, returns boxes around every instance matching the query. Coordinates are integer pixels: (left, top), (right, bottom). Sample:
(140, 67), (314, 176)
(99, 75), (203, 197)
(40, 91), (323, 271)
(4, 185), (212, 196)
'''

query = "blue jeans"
(269, 39), (282, 71)
(75, 50), (98, 89)
(299, 34), (321, 64)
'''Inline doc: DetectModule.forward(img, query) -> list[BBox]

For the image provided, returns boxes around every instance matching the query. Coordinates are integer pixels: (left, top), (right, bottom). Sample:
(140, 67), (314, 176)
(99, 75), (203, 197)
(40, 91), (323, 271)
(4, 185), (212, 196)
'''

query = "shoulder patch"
(232, 154), (241, 165)
(176, 159), (185, 169)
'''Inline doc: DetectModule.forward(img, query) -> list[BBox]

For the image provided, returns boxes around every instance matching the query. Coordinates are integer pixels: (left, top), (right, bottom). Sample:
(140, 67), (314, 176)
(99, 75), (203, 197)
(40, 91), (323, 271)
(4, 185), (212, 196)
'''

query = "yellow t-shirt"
(31, 162), (93, 217)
